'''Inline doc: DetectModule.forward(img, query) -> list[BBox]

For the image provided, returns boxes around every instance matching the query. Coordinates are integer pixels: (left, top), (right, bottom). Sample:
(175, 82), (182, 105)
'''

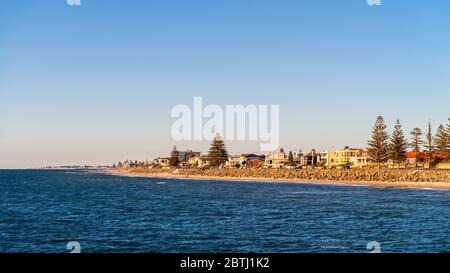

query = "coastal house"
(320, 151), (329, 165)
(243, 154), (264, 162)
(197, 156), (210, 168)
(189, 155), (210, 168)
(179, 160), (190, 167)
(300, 149), (321, 166)
(246, 159), (263, 168)
(334, 147), (360, 166)
(353, 150), (370, 167)
(321, 150), (335, 166)
(404, 151), (427, 165)
(178, 150), (201, 161)
(295, 150), (304, 165)
(242, 154), (265, 168)
(226, 154), (265, 168)
(264, 151), (286, 168)
(405, 151), (448, 168)
(155, 157), (170, 167)
(188, 156), (198, 166)
(321, 147), (369, 167)
(433, 153), (449, 161)
(227, 155), (243, 168)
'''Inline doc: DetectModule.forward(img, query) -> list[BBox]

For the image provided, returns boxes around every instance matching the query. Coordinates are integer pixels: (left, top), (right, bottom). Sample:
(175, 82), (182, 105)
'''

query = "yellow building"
(323, 147), (369, 167)
(334, 147), (360, 165)
(189, 156), (210, 168)
(188, 156), (198, 166)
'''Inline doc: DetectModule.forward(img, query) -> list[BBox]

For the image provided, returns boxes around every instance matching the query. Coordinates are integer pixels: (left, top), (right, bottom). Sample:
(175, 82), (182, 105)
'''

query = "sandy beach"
(106, 168), (450, 190)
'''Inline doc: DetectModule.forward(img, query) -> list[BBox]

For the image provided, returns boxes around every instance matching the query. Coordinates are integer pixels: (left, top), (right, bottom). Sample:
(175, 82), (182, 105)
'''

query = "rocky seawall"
(116, 167), (450, 183)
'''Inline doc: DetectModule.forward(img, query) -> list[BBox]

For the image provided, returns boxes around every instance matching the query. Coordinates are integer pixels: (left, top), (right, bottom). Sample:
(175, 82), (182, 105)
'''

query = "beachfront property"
(175, 150), (201, 167)
(246, 159), (264, 168)
(300, 149), (321, 166)
(155, 157), (171, 167)
(264, 151), (286, 168)
(321, 147), (370, 167)
(188, 155), (210, 168)
(404, 151), (426, 165)
(178, 150), (201, 161)
(226, 154), (265, 168)
(226, 155), (243, 168)
(243, 154), (265, 168)
(149, 145), (448, 170)
(226, 148), (365, 169)
(244, 154), (265, 162)
(404, 151), (449, 169)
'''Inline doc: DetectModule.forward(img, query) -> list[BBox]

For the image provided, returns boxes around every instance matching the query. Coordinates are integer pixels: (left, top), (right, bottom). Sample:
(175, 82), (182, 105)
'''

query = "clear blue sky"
(1, 0), (449, 168)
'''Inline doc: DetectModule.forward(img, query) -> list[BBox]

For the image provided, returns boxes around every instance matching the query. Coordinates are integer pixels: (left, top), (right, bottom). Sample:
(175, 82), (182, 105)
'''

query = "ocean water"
(0, 169), (448, 253)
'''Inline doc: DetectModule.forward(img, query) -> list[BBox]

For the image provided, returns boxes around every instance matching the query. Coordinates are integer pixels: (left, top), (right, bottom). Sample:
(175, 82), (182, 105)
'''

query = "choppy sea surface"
(0, 169), (448, 253)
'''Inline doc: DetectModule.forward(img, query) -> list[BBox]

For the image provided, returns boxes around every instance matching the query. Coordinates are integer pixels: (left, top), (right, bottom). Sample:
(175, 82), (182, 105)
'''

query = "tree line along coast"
(112, 116), (450, 171)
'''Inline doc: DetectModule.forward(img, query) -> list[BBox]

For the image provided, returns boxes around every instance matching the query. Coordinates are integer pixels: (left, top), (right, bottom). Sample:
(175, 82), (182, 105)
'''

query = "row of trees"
(367, 116), (450, 168)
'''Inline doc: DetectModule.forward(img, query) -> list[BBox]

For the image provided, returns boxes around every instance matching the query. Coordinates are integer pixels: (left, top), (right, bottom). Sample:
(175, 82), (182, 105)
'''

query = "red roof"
(433, 153), (448, 159)
(404, 151), (426, 159)
(404, 151), (448, 159)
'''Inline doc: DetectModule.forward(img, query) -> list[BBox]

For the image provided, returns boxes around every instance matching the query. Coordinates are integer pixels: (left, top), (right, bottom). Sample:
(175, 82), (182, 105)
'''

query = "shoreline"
(106, 168), (450, 190)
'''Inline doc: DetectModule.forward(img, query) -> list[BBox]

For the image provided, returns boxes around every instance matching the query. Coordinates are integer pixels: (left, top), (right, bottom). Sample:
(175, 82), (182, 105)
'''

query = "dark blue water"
(0, 170), (448, 253)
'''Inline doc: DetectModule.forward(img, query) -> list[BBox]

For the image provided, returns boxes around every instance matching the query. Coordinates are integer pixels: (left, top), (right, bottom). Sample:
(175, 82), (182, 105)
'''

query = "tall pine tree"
(389, 119), (408, 168)
(287, 151), (294, 166)
(207, 135), (229, 168)
(447, 117), (450, 156)
(434, 124), (448, 154)
(410, 128), (423, 169)
(367, 116), (389, 169)
(425, 121), (434, 168)
(169, 145), (180, 167)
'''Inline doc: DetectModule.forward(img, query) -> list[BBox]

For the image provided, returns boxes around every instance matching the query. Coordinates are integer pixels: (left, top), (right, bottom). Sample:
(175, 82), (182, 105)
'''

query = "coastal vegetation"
(111, 116), (450, 185)
(410, 127), (424, 169)
(435, 124), (448, 154)
(367, 116), (390, 168)
(207, 135), (229, 167)
(389, 119), (408, 168)
(169, 146), (180, 167)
